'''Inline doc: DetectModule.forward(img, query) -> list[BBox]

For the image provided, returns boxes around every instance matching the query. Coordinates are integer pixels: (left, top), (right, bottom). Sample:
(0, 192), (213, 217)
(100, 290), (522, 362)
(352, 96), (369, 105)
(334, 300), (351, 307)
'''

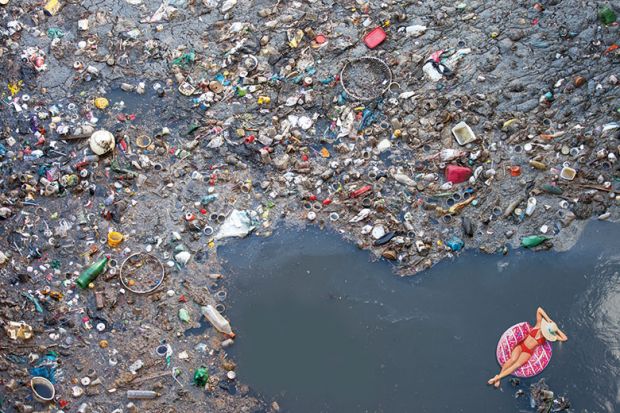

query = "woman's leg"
(493, 352), (531, 388)
(488, 346), (522, 384)
(501, 346), (523, 372)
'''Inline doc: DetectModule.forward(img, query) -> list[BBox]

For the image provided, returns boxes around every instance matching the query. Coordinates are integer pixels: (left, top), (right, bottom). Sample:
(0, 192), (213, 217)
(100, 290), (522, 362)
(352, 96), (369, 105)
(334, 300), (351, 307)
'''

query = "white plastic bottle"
(201, 305), (235, 338)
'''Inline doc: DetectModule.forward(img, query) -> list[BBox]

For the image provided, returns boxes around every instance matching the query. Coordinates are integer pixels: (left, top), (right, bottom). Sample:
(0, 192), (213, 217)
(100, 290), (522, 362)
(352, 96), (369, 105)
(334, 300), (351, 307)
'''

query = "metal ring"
(120, 252), (165, 294)
(215, 303), (226, 313)
(215, 290), (227, 301)
(388, 82), (401, 93)
(340, 57), (393, 101)
(242, 54), (258, 71)
(136, 135), (152, 148)
(329, 212), (339, 221)
(203, 226), (214, 236)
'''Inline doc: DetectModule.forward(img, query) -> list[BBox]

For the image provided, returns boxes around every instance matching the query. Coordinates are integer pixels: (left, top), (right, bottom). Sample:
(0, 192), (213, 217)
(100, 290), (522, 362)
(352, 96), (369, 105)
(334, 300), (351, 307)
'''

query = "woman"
(488, 307), (567, 388)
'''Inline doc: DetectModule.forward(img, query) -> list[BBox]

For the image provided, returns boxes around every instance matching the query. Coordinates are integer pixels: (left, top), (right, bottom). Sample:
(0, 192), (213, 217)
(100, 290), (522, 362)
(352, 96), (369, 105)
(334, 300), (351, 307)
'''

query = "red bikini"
(519, 327), (546, 355)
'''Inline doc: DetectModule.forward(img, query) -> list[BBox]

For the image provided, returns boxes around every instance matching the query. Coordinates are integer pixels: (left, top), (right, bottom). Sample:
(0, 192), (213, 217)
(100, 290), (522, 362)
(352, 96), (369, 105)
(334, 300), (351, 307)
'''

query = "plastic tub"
(451, 122), (477, 145)
(560, 167), (576, 181)
(107, 232), (124, 247)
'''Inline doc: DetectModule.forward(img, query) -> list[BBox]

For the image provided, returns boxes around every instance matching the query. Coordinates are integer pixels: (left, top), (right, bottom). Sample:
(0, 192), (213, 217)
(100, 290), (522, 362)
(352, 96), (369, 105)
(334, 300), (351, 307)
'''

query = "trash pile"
(0, 0), (618, 411)
(529, 379), (571, 412)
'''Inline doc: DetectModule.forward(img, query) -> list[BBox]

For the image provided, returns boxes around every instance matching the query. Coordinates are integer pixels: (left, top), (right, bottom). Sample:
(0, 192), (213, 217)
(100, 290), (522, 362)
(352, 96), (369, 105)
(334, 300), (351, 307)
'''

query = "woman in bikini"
(488, 307), (568, 388)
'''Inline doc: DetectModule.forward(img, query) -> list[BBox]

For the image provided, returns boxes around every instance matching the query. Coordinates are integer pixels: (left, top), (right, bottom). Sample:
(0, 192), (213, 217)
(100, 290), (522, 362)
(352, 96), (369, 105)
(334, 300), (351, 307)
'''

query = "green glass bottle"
(76, 256), (108, 289)
(599, 6), (617, 25)
(541, 184), (563, 195)
(521, 235), (549, 248)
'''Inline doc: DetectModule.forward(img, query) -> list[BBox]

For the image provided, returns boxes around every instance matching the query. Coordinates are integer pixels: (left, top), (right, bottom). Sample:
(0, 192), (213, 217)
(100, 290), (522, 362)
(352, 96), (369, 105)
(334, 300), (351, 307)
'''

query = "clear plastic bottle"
(201, 305), (235, 337)
(126, 390), (159, 399)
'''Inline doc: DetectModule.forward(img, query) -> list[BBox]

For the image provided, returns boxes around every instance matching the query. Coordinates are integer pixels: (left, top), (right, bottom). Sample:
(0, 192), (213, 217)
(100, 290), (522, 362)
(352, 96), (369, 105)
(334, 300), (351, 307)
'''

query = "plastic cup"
(107, 231), (124, 247)
(31, 377), (55, 403)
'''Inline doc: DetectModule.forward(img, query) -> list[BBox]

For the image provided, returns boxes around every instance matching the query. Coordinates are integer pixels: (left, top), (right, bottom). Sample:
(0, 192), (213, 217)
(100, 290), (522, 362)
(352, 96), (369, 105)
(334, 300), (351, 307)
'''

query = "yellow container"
(94, 97), (109, 110)
(44, 0), (62, 16)
(107, 231), (123, 247)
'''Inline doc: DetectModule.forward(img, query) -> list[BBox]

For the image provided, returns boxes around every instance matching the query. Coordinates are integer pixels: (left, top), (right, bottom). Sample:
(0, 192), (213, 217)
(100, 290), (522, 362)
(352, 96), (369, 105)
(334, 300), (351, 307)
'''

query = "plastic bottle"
(599, 6), (617, 25)
(350, 185), (372, 198)
(76, 257), (108, 289)
(521, 235), (548, 248)
(439, 148), (466, 162)
(525, 197), (537, 216)
(126, 390), (159, 399)
(201, 305), (235, 337)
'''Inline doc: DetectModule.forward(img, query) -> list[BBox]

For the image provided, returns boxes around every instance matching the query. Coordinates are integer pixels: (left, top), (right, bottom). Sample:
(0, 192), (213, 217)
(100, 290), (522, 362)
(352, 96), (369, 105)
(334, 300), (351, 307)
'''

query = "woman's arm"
(556, 328), (568, 342)
(536, 307), (551, 323)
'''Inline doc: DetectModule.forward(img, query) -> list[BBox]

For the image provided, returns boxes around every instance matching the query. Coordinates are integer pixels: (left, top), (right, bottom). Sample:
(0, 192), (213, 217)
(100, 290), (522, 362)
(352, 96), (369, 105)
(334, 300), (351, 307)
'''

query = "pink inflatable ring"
(496, 322), (552, 378)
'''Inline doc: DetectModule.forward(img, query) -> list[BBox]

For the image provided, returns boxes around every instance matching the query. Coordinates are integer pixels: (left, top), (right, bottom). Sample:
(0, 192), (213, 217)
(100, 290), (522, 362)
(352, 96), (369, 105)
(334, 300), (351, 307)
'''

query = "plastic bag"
(215, 210), (257, 240)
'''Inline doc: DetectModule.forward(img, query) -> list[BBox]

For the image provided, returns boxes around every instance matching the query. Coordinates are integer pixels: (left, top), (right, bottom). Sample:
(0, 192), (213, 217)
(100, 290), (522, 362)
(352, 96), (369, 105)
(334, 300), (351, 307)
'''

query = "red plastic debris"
(309, 195), (317, 201)
(604, 44), (619, 55)
(322, 198), (332, 206)
(315, 34), (327, 44)
(350, 185), (372, 198)
(301, 154), (309, 161)
(445, 165), (472, 184)
(364, 27), (386, 49)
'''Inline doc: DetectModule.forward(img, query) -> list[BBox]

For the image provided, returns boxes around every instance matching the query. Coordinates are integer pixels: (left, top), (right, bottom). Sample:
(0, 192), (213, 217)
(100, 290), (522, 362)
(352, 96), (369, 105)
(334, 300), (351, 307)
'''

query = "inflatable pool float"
(496, 322), (552, 378)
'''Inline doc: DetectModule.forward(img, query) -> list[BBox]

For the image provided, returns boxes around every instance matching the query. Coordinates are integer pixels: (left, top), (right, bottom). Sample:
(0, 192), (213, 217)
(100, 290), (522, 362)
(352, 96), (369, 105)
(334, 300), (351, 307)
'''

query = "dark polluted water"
(219, 221), (620, 413)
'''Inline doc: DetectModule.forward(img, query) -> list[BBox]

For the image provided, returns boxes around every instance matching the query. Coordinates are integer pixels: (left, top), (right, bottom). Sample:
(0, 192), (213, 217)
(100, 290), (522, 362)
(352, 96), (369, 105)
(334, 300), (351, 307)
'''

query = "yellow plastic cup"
(108, 231), (124, 247)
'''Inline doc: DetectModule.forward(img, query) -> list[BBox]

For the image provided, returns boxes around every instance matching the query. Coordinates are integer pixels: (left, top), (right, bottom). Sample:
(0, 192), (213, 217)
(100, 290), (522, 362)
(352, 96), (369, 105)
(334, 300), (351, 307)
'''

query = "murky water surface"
(220, 222), (620, 413)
